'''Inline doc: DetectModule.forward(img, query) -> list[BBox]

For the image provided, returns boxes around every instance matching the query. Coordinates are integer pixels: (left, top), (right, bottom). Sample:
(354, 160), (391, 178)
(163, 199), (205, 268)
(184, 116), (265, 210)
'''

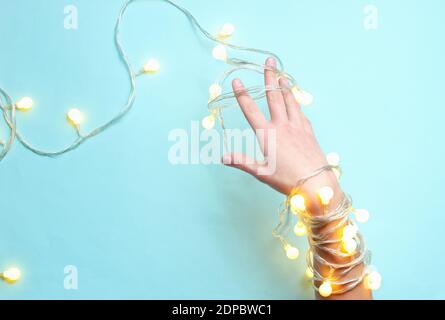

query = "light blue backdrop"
(0, 0), (444, 299)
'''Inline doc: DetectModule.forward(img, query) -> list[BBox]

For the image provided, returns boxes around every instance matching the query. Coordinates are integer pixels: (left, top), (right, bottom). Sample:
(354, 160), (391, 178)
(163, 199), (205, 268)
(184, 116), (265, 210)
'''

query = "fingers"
(222, 153), (263, 177)
(278, 77), (303, 124)
(265, 57), (287, 123)
(232, 79), (268, 129)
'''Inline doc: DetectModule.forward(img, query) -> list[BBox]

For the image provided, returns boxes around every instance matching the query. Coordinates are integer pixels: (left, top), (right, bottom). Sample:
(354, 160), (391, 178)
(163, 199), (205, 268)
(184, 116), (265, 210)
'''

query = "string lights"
(1, 267), (21, 284)
(142, 58), (161, 74)
(0, 0), (311, 163)
(285, 244), (300, 260)
(66, 108), (84, 128)
(272, 157), (381, 297)
(218, 23), (236, 39)
(15, 97), (34, 111)
(0, 0), (378, 296)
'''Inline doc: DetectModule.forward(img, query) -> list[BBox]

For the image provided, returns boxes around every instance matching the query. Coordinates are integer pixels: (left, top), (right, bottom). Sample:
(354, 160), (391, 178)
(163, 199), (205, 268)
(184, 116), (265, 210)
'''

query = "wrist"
(293, 169), (342, 215)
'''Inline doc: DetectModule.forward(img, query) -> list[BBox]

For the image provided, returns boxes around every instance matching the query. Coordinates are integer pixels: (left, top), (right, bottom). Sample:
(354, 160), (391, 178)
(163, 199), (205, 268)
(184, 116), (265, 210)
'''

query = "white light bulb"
(305, 267), (314, 279)
(290, 194), (306, 212)
(2, 267), (21, 283)
(326, 152), (340, 166)
(285, 245), (299, 260)
(16, 97), (34, 111)
(202, 115), (216, 130)
(209, 83), (222, 100)
(318, 186), (334, 206)
(355, 209), (370, 223)
(67, 108), (83, 127)
(219, 23), (235, 37)
(342, 238), (358, 255)
(319, 281), (332, 298)
(143, 58), (161, 73)
(342, 224), (358, 240)
(212, 44), (228, 62)
(291, 87), (314, 106)
(294, 221), (307, 237)
(365, 271), (382, 291)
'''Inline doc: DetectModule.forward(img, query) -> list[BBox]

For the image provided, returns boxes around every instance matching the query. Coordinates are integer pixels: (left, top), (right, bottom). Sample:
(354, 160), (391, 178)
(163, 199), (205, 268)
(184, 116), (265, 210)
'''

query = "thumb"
(222, 153), (263, 177)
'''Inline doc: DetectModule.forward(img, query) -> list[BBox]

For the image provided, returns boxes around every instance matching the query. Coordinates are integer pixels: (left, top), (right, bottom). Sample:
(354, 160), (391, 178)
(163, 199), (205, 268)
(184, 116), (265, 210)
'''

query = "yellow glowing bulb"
(67, 108), (83, 127)
(2, 267), (21, 283)
(305, 267), (314, 279)
(143, 58), (161, 73)
(209, 83), (222, 100)
(291, 87), (314, 106)
(355, 209), (370, 223)
(326, 152), (340, 166)
(212, 44), (228, 61)
(365, 271), (382, 290)
(342, 238), (358, 255)
(202, 114), (216, 130)
(219, 23), (235, 38)
(342, 224), (357, 240)
(294, 221), (307, 237)
(318, 186), (334, 206)
(290, 194), (306, 212)
(319, 281), (332, 297)
(285, 245), (299, 260)
(16, 97), (34, 111)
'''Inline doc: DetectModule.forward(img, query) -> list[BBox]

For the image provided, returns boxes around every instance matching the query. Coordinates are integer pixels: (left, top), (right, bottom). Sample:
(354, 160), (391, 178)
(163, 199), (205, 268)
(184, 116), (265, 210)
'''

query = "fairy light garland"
(0, 0), (378, 295)
(0, 267), (21, 284)
(272, 157), (382, 297)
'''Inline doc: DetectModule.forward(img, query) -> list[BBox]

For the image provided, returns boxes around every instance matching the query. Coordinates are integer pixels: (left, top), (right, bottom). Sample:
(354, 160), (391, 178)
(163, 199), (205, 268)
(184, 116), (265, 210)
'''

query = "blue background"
(0, 0), (444, 299)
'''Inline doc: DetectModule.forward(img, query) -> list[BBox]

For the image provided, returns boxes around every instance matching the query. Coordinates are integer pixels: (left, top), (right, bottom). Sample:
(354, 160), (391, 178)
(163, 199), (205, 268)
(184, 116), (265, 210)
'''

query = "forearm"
(297, 170), (372, 300)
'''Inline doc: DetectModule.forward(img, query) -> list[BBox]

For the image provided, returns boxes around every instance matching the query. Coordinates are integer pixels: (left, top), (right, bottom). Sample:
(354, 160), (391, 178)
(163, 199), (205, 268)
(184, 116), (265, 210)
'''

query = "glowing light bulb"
(143, 58), (161, 73)
(365, 271), (382, 290)
(305, 267), (314, 279)
(219, 23), (235, 38)
(354, 209), (370, 223)
(326, 152), (340, 166)
(2, 267), (21, 283)
(342, 237), (358, 255)
(212, 44), (228, 62)
(291, 87), (314, 106)
(294, 221), (307, 237)
(209, 83), (222, 100)
(67, 108), (83, 127)
(290, 194), (306, 212)
(285, 245), (299, 260)
(319, 281), (332, 298)
(318, 186), (334, 206)
(15, 97), (34, 111)
(342, 224), (357, 240)
(202, 114), (216, 130)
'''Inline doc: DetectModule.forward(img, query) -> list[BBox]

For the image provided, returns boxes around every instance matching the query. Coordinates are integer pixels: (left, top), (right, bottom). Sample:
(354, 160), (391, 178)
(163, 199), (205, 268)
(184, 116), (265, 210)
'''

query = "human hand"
(223, 57), (340, 210)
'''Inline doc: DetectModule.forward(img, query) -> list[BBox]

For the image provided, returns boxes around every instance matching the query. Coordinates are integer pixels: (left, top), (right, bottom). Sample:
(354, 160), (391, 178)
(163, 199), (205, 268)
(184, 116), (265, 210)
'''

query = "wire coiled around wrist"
(273, 164), (379, 297)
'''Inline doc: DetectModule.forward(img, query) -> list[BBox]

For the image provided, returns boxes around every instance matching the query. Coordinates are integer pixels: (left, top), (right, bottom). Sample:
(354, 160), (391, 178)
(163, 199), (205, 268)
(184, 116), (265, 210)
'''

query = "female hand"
(223, 57), (340, 210)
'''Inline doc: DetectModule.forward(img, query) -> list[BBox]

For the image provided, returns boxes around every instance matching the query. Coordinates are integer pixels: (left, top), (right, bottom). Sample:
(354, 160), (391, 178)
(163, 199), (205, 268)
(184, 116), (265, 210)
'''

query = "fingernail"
(233, 78), (243, 88)
(266, 57), (276, 68)
(222, 154), (232, 165)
